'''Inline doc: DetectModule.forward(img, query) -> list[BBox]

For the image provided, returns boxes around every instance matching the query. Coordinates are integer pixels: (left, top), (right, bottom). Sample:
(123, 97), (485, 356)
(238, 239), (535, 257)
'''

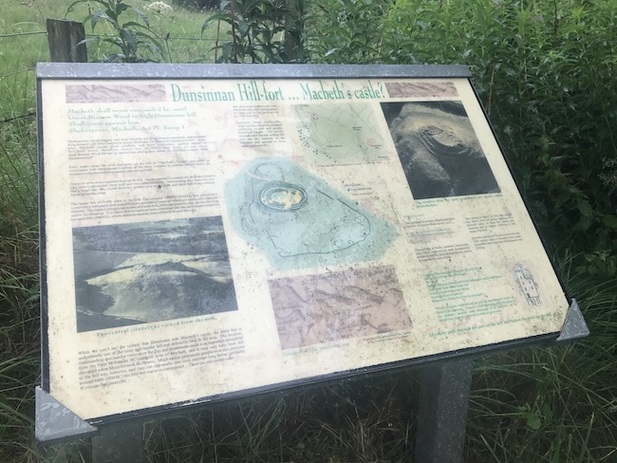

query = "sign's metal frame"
(35, 63), (589, 463)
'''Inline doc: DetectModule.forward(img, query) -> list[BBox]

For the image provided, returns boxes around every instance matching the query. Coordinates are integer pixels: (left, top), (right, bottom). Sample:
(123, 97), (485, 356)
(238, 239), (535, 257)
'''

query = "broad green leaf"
(578, 200), (593, 218)
(131, 7), (150, 27)
(90, 11), (112, 30)
(525, 413), (542, 430)
(602, 214), (617, 228)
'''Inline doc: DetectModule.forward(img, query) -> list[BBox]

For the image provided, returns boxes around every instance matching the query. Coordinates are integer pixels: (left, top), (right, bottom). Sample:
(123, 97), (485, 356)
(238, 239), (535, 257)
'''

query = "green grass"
(0, 112), (39, 463)
(73, 1), (221, 63)
(1, 0), (616, 461)
(0, 0), (70, 118)
(137, 373), (419, 463)
(0, 0), (220, 120)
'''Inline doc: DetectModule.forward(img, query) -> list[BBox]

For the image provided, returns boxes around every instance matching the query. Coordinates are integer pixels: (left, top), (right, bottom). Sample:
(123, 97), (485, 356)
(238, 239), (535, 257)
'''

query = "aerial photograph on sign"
(72, 216), (238, 332)
(270, 266), (412, 349)
(382, 101), (500, 199)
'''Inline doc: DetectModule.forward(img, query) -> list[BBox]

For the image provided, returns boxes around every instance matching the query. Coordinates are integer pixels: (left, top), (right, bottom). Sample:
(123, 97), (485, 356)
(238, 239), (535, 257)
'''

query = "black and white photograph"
(72, 216), (238, 332)
(382, 101), (500, 199)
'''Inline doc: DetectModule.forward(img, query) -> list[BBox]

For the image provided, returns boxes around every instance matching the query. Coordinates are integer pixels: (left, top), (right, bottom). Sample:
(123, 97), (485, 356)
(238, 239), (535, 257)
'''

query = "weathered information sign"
(38, 64), (570, 422)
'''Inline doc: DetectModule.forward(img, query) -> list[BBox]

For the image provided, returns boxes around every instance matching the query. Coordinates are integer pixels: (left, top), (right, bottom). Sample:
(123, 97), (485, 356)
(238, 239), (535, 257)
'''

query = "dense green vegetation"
(1, 0), (615, 461)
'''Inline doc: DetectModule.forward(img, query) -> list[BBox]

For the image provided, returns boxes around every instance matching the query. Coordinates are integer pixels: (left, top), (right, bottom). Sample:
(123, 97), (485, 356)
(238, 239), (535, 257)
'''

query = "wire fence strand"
(0, 30), (216, 42)
(1, 28), (219, 121)
(0, 31), (47, 38)
(0, 68), (35, 80)
(82, 33), (217, 42)
(0, 30), (216, 79)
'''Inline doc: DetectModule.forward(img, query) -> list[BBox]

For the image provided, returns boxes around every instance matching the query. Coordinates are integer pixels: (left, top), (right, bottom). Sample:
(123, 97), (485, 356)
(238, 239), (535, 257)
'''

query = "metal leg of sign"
(91, 421), (145, 463)
(414, 357), (474, 463)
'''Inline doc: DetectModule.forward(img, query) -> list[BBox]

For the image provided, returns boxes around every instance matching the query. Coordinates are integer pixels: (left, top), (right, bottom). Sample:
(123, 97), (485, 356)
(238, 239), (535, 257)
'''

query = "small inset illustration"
(295, 102), (388, 165)
(381, 101), (500, 199)
(513, 263), (541, 306)
(269, 266), (412, 349)
(65, 84), (166, 104)
(224, 158), (397, 269)
(384, 81), (458, 99)
(72, 217), (238, 332)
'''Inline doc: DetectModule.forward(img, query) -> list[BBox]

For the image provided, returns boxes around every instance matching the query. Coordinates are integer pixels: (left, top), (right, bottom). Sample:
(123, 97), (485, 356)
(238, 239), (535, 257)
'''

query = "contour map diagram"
(225, 158), (396, 270)
(295, 102), (388, 165)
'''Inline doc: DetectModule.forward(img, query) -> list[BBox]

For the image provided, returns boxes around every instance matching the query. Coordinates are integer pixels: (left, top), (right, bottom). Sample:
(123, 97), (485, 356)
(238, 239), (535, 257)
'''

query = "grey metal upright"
(415, 359), (474, 463)
(91, 421), (145, 463)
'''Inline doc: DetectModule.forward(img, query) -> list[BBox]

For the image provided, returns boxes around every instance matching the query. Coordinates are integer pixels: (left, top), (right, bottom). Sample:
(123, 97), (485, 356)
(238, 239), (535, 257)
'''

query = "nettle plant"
(202, 0), (308, 63)
(67, 0), (170, 62)
(310, 0), (394, 64)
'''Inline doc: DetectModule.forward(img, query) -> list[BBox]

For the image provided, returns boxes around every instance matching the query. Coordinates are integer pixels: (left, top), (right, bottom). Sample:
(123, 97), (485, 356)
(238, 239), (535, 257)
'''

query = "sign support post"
(91, 421), (145, 463)
(415, 358), (474, 463)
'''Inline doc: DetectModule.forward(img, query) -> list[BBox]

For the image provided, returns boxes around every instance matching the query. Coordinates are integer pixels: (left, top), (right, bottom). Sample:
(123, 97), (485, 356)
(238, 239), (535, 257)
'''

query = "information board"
(38, 64), (570, 422)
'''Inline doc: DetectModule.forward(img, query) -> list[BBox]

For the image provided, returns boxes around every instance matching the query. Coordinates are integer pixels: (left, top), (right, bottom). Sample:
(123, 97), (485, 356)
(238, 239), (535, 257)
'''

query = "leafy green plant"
(202, 0), (308, 63)
(0, 222), (39, 463)
(309, 0), (393, 64)
(67, 0), (170, 62)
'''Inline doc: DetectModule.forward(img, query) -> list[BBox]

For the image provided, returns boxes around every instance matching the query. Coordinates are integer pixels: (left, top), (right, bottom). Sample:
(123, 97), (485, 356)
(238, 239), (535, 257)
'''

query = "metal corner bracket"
(35, 386), (97, 445)
(556, 298), (590, 343)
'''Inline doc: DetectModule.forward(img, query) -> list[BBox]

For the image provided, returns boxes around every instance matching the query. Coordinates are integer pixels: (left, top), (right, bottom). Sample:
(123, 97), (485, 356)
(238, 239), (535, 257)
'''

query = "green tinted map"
(225, 158), (396, 270)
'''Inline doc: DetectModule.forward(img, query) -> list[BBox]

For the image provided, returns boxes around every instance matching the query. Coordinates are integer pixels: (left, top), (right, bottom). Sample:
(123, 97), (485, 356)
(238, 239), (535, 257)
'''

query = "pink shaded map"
(65, 84), (166, 103)
(269, 266), (412, 349)
(385, 81), (458, 98)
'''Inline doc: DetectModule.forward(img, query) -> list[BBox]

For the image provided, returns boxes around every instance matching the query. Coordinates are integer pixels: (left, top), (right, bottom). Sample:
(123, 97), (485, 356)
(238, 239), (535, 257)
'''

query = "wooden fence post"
(46, 19), (88, 63)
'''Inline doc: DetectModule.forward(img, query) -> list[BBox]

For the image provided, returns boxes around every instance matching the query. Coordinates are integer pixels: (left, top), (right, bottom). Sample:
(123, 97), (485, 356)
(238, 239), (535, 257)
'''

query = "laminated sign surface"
(38, 64), (570, 422)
